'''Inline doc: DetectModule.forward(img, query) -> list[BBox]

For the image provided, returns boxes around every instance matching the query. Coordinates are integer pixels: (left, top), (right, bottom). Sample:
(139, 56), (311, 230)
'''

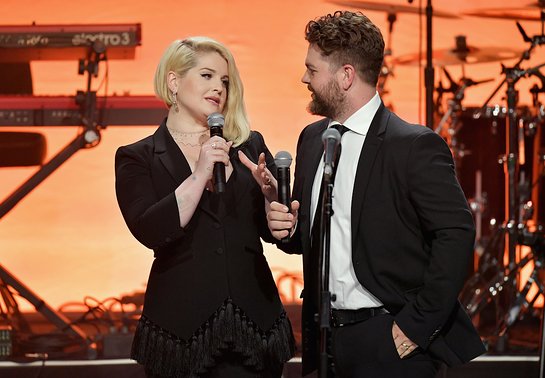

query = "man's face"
(301, 44), (345, 119)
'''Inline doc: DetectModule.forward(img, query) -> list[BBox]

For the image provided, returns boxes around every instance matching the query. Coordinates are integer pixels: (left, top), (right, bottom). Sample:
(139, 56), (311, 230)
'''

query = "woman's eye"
(201, 73), (212, 79)
(222, 80), (229, 88)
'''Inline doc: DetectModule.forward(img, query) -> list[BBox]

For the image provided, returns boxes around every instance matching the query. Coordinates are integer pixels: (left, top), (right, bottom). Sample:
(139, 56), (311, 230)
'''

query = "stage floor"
(0, 355), (540, 378)
(0, 305), (542, 377)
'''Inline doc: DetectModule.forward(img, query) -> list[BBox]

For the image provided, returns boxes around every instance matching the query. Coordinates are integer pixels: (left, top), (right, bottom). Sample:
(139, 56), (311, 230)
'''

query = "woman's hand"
(238, 151), (277, 203)
(195, 136), (233, 185)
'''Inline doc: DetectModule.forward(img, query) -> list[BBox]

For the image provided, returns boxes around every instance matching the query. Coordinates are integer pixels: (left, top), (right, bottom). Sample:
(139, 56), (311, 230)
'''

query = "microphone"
(275, 151), (293, 243)
(207, 112), (226, 193)
(321, 127), (341, 181)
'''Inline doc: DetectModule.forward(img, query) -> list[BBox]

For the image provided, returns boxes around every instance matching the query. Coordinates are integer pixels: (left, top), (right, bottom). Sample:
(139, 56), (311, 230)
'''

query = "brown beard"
(307, 79), (345, 119)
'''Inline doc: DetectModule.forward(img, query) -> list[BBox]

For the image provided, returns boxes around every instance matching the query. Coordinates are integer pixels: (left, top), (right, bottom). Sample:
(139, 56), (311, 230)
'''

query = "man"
(267, 10), (485, 378)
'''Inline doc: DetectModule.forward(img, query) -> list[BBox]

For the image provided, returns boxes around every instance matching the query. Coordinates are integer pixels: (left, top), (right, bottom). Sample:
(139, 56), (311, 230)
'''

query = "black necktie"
(311, 124), (349, 248)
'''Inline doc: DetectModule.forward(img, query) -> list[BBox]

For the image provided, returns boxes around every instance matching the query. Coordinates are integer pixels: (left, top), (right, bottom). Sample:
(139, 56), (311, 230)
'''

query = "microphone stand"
(424, 0), (434, 129)
(317, 174), (335, 378)
(406, 0), (433, 128)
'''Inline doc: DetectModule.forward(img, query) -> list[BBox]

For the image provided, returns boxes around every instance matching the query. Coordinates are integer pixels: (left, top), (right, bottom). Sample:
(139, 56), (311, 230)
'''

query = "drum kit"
(331, 0), (545, 355)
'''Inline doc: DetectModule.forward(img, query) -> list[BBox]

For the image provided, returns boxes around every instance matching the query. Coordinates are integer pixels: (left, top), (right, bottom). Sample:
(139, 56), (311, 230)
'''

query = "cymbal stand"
(377, 12), (397, 106)
(401, 0), (434, 126)
(434, 68), (462, 135)
(475, 22), (540, 117)
(502, 22), (545, 311)
(528, 63), (545, 378)
(435, 72), (489, 136)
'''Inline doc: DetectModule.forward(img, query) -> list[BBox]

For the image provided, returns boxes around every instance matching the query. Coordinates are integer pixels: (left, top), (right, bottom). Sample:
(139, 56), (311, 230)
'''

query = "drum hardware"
(433, 67), (497, 246)
(325, 3), (402, 106)
(328, 0), (463, 128)
(460, 223), (545, 347)
(393, 36), (522, 67)
(458, 21), (545, 369)
(435, 68), (494, 136)
(467, 171), (488, 250)
(377, 12), (398, 107)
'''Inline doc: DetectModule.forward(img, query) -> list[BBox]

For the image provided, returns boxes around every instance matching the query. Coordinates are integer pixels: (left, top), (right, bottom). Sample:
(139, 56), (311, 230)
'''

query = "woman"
(115, 37), (295, 378)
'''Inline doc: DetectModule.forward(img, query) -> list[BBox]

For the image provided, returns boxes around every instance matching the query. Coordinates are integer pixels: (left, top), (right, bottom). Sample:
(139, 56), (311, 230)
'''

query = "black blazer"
(115, 121), (285, 339)
(280, 103), (485, 374)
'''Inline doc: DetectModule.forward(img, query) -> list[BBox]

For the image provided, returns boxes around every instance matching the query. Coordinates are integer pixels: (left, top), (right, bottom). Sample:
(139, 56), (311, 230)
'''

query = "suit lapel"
(154, 122), (191, 185)
(301, 120), (329, 249)
(351, 103), (389, 245)
(153, 122), (221, 221)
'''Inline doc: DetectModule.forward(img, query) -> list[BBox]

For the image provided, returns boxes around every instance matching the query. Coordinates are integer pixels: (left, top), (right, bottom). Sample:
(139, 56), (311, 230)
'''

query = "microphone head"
(321, 127), (341, 144)
(207, 112), (225, 128)
(274, 151), (292, 168)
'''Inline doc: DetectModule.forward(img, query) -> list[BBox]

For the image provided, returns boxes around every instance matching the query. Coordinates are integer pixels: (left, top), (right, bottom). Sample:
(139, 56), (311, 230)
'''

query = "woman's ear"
(167, 71), (178, 93)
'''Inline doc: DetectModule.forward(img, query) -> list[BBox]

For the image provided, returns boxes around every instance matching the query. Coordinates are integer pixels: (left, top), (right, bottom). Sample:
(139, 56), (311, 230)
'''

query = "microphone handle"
(277, 167), (291, 243)
(277, 167), (291, 209)
(214, 162), (226, 193)
(210, 125), (226, 193)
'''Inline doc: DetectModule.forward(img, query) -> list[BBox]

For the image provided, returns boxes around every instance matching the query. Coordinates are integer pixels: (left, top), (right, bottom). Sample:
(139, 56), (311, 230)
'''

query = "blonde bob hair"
(154, 37), (250, 146)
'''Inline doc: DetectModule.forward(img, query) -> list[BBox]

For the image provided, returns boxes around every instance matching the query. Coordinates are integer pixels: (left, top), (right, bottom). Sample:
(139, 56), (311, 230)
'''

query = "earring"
(171, 90), (179, 112)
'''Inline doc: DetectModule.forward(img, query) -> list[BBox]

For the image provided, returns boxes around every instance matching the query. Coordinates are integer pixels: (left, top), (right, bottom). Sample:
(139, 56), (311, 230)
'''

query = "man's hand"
(392, 321), (418, 359)
(267, 200), (299, 240)
(238, 151), (277, 203)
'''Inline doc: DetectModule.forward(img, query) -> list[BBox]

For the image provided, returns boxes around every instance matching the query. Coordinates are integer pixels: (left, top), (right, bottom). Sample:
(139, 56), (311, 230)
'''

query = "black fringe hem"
(131, 298), (296, 377)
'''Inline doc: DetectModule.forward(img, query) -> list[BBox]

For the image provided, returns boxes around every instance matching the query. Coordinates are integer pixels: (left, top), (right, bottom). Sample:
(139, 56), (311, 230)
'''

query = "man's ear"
(340, 64), (356, 90)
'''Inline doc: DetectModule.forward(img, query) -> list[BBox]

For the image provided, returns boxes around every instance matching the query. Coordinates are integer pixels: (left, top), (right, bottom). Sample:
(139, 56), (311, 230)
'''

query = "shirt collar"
(328, 92), (381, 136)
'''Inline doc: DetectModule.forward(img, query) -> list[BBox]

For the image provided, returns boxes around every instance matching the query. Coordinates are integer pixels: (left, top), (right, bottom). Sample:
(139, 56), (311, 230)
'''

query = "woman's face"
(176, 51), (229, 122)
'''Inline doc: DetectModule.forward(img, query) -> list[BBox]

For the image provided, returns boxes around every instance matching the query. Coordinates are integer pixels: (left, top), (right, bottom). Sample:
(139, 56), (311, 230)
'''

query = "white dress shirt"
(310, 92), (383, 309)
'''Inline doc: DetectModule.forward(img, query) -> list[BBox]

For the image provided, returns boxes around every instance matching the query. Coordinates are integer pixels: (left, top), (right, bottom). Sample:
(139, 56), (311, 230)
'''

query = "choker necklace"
(167, 127), (209, 147)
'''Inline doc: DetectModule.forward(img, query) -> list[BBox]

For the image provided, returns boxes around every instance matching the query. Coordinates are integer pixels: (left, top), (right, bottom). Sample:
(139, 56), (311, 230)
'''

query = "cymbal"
(394, 46), (522, 67)
(527, 1), (545, 8)
(463, 8), (542, 21)
(327, 0), (460, 19)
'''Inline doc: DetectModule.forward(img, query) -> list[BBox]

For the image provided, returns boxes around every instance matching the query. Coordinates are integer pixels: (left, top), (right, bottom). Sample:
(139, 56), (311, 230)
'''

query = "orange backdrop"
(1, 0), (544, 311)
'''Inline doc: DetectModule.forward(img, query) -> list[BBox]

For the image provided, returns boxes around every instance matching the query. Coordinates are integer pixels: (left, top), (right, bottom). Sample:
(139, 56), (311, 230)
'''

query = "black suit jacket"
(115, 121), (285, 339)
(280, 103), (485, 374)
